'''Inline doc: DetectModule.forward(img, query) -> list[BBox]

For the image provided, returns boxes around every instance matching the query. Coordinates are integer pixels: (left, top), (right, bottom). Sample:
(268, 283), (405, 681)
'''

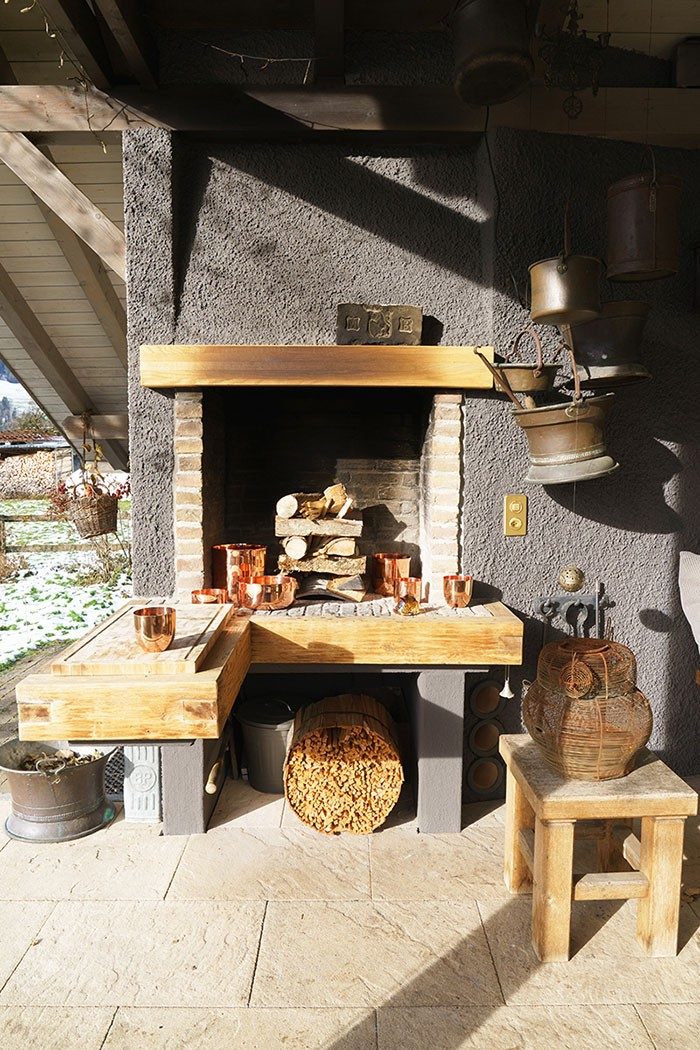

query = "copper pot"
(499, 326), (560, 393)
(372, 553), (411, 596)
(212, 544), (266, 602)
(239, 574), (298, 611)
(512, 393), (618, 485)
(559, 301), (650, 388)
(606, 157), (682, 281)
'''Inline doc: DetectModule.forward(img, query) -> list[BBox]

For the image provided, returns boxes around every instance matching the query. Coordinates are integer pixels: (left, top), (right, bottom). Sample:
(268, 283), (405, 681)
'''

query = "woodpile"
(284, 694), (404, 834)
(274, 482), (366, 577)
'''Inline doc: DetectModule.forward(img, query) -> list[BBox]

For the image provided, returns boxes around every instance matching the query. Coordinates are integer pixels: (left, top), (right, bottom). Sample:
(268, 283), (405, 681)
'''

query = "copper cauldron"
(559, 301), (650, 388)
(512, 393), (617, 485)
(499, 326), (560, 393)
(606, 154), (682, 281)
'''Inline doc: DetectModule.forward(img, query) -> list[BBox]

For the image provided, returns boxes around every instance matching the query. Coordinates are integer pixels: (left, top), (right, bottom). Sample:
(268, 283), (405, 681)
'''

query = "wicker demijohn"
(522, 638), (652, 781)
(68, 493), (118, 539)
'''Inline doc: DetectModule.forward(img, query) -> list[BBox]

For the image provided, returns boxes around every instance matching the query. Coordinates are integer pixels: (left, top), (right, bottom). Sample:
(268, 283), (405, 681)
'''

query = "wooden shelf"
(140, 344), (494, 390)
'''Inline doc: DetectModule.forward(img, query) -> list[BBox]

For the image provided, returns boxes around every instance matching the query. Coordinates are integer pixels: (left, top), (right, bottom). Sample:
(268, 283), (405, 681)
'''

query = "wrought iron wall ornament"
(538, 1), (610, 118)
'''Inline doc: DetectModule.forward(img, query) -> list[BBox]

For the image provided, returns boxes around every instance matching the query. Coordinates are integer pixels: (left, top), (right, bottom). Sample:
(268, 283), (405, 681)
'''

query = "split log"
(281, 535), (309, 560)
(313, 537), (357, 558)
(276, 483), (351, 521)
(284, 694), (404, 835)
(278, 553), (367, 576)
(275, 514), (363, 538)
(276, 492), (323, 519)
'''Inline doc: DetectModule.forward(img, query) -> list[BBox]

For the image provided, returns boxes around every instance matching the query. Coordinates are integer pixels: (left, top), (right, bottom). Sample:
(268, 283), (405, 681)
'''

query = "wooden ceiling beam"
(0, 131), (126, 279)
(0, 262), (127, 468)
(314, 0), (345, 82)
(145, 0), (453, 32)
(38, 1), (115, 90)
(93, 0), (159, 88)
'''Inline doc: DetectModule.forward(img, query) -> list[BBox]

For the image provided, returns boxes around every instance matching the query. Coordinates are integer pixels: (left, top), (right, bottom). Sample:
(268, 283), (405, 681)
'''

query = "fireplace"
(173, 387), (465, 602)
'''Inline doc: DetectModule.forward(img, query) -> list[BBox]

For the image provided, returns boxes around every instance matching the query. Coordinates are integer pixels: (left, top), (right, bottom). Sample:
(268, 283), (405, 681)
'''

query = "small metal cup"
(443, 575), (473, 609)
(191, 588), (227, 604)
(133, 606), (176, 652)
(393, 576), (422, 602)
(372, 553), (411, 596)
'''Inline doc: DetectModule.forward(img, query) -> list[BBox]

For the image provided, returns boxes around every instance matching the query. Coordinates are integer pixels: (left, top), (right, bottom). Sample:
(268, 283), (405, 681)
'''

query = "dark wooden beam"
(314, 0), (345, 82)
(93, 0), (158, 88)
(146, 0), (453, 32)
(39, 0), (114, 90)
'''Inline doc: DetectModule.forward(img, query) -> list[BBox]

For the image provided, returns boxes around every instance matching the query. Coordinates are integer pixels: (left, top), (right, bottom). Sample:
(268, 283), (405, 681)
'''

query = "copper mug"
(133, 606), (176, 652)
(212, 544), (266, 603)
(372, 553), (411, 596)
(444, 574), (473, 608)
(191, 588), (227, 604)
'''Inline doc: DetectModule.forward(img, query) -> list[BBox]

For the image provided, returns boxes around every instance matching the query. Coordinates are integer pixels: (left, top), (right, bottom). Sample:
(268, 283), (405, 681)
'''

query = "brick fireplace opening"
(172, 388), (465, 600)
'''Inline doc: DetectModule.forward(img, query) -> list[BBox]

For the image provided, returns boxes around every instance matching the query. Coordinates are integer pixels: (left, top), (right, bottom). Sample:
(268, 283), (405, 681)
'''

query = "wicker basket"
(67, 493), (118, 539)
(523, 638), (652, 781)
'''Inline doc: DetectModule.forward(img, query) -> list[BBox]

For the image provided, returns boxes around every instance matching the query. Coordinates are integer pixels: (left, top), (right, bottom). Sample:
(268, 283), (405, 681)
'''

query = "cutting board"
(50, 600), (236, 676)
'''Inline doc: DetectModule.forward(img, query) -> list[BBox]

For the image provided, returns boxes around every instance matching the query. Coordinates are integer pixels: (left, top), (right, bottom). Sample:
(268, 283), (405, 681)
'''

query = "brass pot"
(529, 254), (602, 326)
(512, 393), (618, 485)
(607, 163), (682, 281)
(451, 0), (533, 106)
(499, 326), (560, 393)
(559, 301), (650, 388)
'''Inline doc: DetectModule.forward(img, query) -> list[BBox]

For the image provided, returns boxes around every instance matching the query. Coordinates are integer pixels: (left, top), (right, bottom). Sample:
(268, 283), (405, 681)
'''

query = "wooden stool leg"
(636, 816), (685, 958)
(504, 765), (534, 893)
(532, 817), (575, 962)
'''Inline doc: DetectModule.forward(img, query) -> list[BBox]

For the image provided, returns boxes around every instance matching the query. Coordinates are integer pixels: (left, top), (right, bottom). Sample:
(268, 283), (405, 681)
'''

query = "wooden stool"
(500, 734), (698, 962)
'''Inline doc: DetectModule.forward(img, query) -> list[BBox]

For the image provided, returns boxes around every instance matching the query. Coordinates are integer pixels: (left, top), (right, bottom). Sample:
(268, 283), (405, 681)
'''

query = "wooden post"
(504, 766), (534, 893)
(532, 817), (576, 962)
(636, 815), (686, 957)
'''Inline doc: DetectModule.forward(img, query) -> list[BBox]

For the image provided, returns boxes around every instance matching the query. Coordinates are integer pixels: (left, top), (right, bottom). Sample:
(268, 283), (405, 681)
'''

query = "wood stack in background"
(275, 482), (366, 576)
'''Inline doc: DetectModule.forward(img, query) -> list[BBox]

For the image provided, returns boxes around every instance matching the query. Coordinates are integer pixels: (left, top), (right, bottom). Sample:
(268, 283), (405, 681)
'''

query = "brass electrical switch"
(504, 494), (527, 536)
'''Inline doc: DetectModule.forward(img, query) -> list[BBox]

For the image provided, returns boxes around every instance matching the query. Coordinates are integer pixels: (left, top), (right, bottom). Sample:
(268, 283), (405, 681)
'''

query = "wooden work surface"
(139, 344), (495, 389)
(500, 734), (698, 821)
(16, 600), (523, 741)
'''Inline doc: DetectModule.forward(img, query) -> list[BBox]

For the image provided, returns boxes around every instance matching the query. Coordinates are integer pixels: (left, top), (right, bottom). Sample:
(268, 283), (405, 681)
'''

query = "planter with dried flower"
(51, 414), (128, 539)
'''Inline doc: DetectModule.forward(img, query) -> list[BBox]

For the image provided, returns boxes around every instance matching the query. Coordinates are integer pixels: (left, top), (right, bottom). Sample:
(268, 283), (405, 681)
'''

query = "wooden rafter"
(63, 413), (128, 440)
(314, 0), (345, 82)
(38, 0), (114, 90)
(147, 0), (454, 32)
(0, 262), (127, 469)
(0, 132), (126, 279)
(93, 0), (158, 88)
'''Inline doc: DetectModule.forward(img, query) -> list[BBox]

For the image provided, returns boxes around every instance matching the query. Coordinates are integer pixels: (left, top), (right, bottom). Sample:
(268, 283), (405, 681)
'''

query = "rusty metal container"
(451, 0), (533, 105)
(0, 739), (116, 842)
(499, 327), (560, 393)
(559, 301), (650, 388)
(512, 393), (617, 484)
(606, 165), (682, 281)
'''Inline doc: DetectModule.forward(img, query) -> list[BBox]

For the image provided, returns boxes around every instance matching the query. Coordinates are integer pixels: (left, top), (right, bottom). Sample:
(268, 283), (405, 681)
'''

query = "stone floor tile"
(478, 898), (700, 1005)
(168, 827), (370, 901)
(377, 1004), (655, 1049)
(635, 1004), (700, 1048)
(104, 1007), (377, 1049)
(209, 780), (284, 829)
(0, 1007), (114, 1050)
(0, 901), (54, 988)
(251, 900), (502, 1008)
(0, 820), (187, 900)
(0, 900), (264, 1007)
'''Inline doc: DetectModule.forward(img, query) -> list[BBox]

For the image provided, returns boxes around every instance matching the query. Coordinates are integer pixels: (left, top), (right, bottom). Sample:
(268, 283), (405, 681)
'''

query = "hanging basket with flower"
(51, 414), (121, 539)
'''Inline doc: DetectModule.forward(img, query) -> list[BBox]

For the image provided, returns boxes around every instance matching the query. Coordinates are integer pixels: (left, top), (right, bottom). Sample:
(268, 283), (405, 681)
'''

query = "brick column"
(420, 393), (463, 603)
(173, 391), (206, 598)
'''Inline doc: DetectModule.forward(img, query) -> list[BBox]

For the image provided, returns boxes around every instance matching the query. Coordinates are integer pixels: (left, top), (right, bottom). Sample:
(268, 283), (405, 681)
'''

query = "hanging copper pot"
(606, 150), (682, 281)
(451, 0), (533, 106)
(529, 209), (602, 326)
(559, 301), (650, 388)
(498, 326), (560, 393)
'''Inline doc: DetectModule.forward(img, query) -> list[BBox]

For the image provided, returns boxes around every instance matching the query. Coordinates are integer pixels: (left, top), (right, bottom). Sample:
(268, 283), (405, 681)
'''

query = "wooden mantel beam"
(0, 132), (126, 279)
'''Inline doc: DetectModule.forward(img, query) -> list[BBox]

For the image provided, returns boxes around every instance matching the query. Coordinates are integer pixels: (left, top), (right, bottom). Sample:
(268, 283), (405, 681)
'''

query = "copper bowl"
(394, 576), (422, 601)
(212, 544), (267, 602)
(444, 575), (473, 609)
(133, 606), (176, 652)
(191, 588), (227, 604)
(239, 574), (298, 611)
(372, 553), (411, 596)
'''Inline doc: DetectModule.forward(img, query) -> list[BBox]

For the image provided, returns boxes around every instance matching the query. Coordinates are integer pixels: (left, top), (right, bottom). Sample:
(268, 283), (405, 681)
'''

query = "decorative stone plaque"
(336, 303), (423, 345)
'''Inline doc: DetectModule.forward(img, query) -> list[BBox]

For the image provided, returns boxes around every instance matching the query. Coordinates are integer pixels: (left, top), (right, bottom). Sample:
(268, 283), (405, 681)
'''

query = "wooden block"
(622, 832), (642, 870)
(532, 817), (575, 962)
(313, 537), (357, 558)
(636, 816), (686, 957)
(278, 553), (367, 575)
(274, 513), (363, 538)
(504, 764), (534, 892)
(573, 871), (648, 901)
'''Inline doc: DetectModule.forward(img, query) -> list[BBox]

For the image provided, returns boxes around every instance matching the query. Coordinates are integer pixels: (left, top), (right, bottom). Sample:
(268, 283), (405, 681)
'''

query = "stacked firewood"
(284, 694), (404, 834)
(275, 482), (366, 576)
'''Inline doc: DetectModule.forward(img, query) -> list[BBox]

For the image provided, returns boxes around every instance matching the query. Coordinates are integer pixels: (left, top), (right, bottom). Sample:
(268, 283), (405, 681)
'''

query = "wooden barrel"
(283, 694), (404, 835)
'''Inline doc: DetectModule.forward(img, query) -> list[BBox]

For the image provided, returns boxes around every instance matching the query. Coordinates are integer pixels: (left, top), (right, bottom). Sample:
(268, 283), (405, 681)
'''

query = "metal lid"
(235, 698), (294, 729)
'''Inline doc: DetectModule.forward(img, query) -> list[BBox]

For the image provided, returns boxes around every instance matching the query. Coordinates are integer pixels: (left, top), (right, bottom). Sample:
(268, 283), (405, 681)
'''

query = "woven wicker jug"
(523, 638), (652, 781)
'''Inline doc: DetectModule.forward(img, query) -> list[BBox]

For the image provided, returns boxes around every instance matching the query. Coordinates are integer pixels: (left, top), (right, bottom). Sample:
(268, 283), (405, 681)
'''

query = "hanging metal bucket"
(451, 0), (533, 105)
(606, 152), (682, 281)
(499, 326), (560, 393)
(512, 393), (618, 485)
(559, 301), (650, 388)
(529, 209), (602, 326)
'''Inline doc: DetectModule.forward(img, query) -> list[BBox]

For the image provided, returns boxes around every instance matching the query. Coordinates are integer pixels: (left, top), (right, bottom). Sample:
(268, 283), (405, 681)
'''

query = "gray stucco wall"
(124, 127), (700, 772)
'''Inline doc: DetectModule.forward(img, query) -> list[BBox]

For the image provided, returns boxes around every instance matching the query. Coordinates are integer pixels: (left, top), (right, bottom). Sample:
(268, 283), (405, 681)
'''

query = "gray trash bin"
(235, 698), (294, 794)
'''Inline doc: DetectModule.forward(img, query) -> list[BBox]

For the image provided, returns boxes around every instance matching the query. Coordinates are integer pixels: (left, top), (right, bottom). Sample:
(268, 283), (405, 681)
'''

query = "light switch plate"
(504, 494), (527, 536)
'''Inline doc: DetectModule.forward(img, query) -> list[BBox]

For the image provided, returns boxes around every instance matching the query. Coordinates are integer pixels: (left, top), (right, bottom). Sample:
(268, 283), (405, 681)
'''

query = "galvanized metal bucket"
(499, 326), (560, 393)
(0, 739), (116, 843)
(606, 151), (682, 281)
(512, 392), (618, 485)
(559, 301), (650, 388)
(451, 0), (533, 105)
(529, 210), (602, 326)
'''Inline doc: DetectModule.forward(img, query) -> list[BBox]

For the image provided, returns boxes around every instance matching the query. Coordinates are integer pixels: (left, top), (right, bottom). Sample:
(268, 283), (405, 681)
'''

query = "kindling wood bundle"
(283, 693), (404, 834)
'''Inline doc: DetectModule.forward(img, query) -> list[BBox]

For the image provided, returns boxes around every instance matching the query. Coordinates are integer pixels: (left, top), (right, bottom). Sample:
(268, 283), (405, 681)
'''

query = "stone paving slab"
(0, 901), (54, 989)
(635, 1003), (700, 1049)
(0, 1006), (114, 1050)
